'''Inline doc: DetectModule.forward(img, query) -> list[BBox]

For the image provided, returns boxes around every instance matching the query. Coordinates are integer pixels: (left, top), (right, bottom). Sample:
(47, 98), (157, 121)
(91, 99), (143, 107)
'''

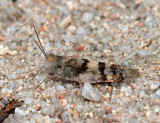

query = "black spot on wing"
(119, 72), (124, 81)
(110, 64), (125, 80)
(66, 58), (76, 65)
(98, 62), (105, 74)
(56, 56), (63, 68)
(78, 59), (89, 73)
(98, 62), (106, 81)
(100, 74), (107, 81)
(110, 64), (118, 75)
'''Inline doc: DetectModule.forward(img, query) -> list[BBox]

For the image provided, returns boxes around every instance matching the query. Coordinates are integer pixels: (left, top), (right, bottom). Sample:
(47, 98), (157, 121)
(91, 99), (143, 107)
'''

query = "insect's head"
(45, 52), (57, 75)
(33, 25), (56, 74)
(45, 52), (55, 64)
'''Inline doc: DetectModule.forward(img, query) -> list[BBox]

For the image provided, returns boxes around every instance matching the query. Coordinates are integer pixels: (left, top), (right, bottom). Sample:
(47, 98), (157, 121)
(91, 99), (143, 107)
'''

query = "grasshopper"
(33, 25), (140, 85)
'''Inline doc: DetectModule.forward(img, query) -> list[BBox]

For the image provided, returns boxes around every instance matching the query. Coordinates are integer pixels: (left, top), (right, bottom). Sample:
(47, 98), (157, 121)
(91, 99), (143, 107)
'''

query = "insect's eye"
(48, 56), (53, 62)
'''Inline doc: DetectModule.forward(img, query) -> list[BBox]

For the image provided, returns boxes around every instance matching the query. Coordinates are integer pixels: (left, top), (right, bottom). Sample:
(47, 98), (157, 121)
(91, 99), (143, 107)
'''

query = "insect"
(0, 99), (24, 122)
(33, 25), (140, 85)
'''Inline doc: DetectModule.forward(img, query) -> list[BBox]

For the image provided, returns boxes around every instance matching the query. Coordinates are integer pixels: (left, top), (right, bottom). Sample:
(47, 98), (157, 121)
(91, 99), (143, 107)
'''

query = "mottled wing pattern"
(96, 64), (140, 83)
(64, 58), (89, 73)
(108, 64), (140, 78)
(64, 58), (140, 83)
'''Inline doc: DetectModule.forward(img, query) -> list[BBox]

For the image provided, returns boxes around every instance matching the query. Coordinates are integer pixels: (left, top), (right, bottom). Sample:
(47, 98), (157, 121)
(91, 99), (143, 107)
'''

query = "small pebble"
(7, 83), (16, 89)
(88, 112), (93, 118)
(82, 12), (94, 23)
(40, 82), (45, 89)
(75, 46), (84, 52)
(57, 119), (63, 123)
(108, 86), (112, 93)
(82, 83), (101, 101)
(15, 107), (26, 116)
(17, 86), (24, 92)
(24, 97), (34, 105)
(68, 25), (77, 33)
(8, 73), (17, 79)
(73, 110), (80, 117)
(139, 90), (145, 98)
(72, 89), (77, 94)
(0, 34), (5, 41)
(44, 115), (51, 123)
(156, 90), (160, 96)
(119, 45), (131, 54)
(0, 80), (3, 86)
(60, 99), (67, 106)
(56, 85), (65, 92)
(41, 105), (55, 116)
(120, 86), (128, 93)
(66, 84), (74, 90)
(114, 13), (120, 19)
(105, 106), (112, 114)
(35, 103), (41, 110)
(76, 28), (86, 35)
(8, 50), (17, 55)
(58, 93), (66, 99)
(138, 49), (149, 57)
(154, 107), (160, 113)
(150, 84), (159, 91)
(56, 112), (62, 117)
(59, 15), (72, 28)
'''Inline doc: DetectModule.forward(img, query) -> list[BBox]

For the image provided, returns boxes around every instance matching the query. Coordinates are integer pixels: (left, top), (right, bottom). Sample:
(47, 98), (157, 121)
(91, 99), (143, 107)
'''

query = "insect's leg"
(48, 74), (63, 81)
(35, 80), (44, 89)
(36, 65), (45, 75)
(107, 83), (112, 101)
(61, 77), (80, 84)
(89, 80), (117, 84)
(30, 65), (45, 78)
(79, 81), (84, 94)
(89, 75), (123, 84)
(34, 76), (50, 89)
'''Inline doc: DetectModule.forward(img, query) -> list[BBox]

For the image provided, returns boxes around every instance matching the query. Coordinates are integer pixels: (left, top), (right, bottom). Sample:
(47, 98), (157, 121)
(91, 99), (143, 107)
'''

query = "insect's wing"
(64, 58), (140, 83)
(64, 57), (86, 68)
(99, 64), (140, 83)
(106, 64), (140, 78)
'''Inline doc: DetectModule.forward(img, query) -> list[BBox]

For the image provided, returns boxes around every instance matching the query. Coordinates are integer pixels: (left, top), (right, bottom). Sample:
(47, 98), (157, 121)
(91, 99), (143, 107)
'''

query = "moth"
(33, 25), (140, 85)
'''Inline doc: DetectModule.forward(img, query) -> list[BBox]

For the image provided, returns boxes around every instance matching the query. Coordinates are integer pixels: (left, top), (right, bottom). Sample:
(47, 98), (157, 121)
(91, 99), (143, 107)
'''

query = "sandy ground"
(0, 0), (160, 123)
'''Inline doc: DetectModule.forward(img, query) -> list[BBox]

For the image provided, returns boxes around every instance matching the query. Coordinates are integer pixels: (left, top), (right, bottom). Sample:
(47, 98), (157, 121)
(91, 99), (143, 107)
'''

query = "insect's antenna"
(32, 25), (47, 58)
